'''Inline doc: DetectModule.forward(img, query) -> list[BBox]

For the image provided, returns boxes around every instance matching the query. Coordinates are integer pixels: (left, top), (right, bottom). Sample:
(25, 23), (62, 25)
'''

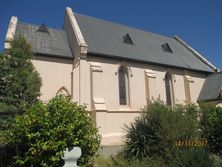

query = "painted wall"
(87, 56), (207, 145)
(32, 54), (207, 146)
(32, 55), (73, 101)
(88, 56), (206, 110)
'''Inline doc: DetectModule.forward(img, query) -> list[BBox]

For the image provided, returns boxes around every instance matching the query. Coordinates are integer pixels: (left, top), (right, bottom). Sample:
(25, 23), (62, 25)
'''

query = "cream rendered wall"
(88, 56), (207, 145)
(96, 111), (140, 145)
(32, 55), (73, 101)
(32, 54), (207, 146)
(189, 72), (207, 102)
(72, 61), (80, 103)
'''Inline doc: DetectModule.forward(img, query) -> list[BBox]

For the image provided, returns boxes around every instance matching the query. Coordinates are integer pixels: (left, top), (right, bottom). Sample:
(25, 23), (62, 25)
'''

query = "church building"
(4, 7), (221, 146)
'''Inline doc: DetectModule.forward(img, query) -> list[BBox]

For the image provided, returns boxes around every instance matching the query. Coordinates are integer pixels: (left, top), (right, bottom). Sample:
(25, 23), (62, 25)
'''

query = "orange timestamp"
(175, 140), (208, 147)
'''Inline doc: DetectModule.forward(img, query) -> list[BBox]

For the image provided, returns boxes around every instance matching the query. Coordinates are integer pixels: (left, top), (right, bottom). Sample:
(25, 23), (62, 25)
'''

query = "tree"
(0, 35), (41, 128)
(5, 95), (101, 166)
(200, 103), (222, 156)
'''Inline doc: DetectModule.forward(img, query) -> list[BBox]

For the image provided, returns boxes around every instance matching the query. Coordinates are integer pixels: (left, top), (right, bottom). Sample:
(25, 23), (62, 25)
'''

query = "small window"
(118, 66), (129, 105)
(161, 43), (173, 53)
(165, 72), (174, 106)
(36, 24), (49, 34)
(122, 34), (133, 45)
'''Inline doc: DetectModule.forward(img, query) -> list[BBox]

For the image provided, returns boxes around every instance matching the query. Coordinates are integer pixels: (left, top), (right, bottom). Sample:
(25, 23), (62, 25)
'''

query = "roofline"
(87, 52), (214, 74)
(17, 21), (65, 32)
(174, 36), (219, 72)
(33, 52), (73, 60)
(75, 13), (173, 41)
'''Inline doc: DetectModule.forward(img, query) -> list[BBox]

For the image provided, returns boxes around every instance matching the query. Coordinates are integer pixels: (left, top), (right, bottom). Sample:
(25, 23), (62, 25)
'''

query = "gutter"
(87, 52), (213, 74)
(174, 36), (219, 72)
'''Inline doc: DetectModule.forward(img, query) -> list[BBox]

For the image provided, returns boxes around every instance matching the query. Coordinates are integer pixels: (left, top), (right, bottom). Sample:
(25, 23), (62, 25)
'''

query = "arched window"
(56, 86), (70, 96)
(165, 72), (174, 106)
(118, 66), (129, 105)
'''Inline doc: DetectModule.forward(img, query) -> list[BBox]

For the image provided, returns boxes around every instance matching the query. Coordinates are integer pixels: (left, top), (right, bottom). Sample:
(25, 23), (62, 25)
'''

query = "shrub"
(171, 148), (216, 167)
(200, 103), (222, 156)
(4, 95), (101, 166)
(123, 102), (200, 162)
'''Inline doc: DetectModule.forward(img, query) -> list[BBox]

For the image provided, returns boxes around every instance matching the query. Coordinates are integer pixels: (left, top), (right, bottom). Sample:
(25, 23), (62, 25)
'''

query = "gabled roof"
(75, 13), (214, 73)
(198, 72), (222, 102)
(15, 22), (73, 59)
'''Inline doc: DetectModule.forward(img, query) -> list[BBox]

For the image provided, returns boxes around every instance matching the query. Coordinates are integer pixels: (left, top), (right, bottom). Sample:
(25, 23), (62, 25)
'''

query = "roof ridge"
(74, 13), (173, 40)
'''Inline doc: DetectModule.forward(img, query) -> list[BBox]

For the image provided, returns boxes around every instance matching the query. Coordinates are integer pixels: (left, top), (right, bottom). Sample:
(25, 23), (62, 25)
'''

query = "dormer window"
(161, 42), (173, 53)
(36, 24), (49, 34)
(123, 33), (133, 45)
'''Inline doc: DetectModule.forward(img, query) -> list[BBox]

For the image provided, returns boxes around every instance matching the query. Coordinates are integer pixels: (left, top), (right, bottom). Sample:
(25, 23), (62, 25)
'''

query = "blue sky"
(0, 0), (221, 69)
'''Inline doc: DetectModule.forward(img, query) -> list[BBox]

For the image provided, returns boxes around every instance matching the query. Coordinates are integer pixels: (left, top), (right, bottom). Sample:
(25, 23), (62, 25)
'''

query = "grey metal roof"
(198, 72), (222, 102)
(75, 13), (214, 73)
(16, 22), (73, 59)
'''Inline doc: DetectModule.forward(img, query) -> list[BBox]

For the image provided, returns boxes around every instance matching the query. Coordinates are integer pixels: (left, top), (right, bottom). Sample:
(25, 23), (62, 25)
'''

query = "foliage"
(200, 103), (222, 156)
(171, 148), (219, 167)
(94, 151), (222, 167)
(123, 102), (200, 161)
(4, 95), (101, 166)
(0, 35), (41, 129)
(93, 155), (162, 167)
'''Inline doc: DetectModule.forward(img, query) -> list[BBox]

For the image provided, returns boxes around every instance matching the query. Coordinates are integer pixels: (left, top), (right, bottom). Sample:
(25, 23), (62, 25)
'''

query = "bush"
(123, 102), (200, 161)
(4, 95), (101, 166)
(171, 148), (217, 167)
(200, 103), (222, 156)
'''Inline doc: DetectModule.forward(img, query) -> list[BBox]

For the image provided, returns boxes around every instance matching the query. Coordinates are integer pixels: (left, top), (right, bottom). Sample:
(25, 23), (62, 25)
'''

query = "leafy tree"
(0, 35), (41, 130)
(200, 103), (222, 156)
(5, 95), (101, 166)
(0, 35), (41, 112)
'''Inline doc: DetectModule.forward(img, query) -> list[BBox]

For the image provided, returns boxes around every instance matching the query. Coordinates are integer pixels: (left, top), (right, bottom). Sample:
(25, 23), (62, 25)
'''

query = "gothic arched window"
(118, 66), (129, 105)
(56, 86), (70, 96)
(165, 72), (174, 106)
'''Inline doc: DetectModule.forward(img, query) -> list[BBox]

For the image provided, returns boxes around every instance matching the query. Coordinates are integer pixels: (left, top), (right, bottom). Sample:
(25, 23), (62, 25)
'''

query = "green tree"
(0, 35), (41, 112)
(200, 103), (222, 156)
(0, 35), (41, 129)
(4, 95), (101, 166)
